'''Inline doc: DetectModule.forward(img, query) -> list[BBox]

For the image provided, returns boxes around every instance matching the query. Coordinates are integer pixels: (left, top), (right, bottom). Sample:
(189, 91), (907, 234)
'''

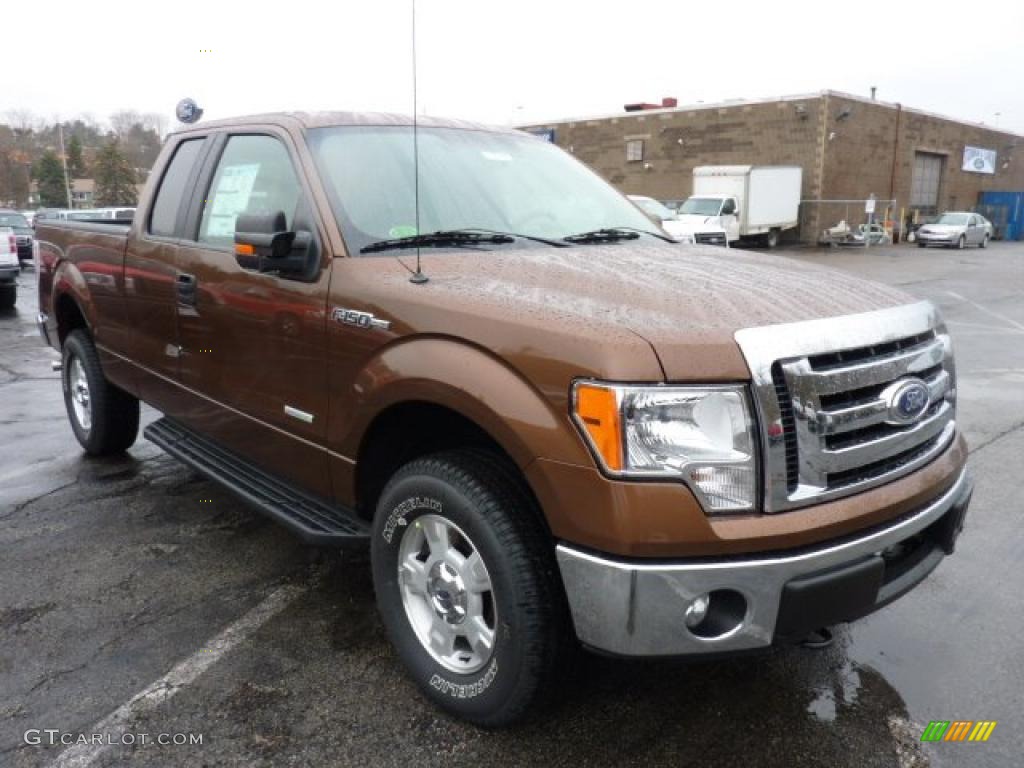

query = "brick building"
(521, 90), (1024, 242)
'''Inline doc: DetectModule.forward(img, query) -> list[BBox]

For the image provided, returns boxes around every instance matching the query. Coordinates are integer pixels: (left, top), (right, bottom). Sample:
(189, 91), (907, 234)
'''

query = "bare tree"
(109, 110), (143, 138)
(142, 112), (170, 138)
(5, 109), (40, 134)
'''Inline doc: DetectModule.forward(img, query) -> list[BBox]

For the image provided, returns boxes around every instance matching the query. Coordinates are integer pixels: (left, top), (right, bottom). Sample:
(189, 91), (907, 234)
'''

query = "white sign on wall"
(963, 146), (997, 175)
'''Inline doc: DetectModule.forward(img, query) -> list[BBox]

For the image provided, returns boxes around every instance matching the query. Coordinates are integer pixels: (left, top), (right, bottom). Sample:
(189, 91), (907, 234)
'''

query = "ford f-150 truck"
(35, 112), (972, 727)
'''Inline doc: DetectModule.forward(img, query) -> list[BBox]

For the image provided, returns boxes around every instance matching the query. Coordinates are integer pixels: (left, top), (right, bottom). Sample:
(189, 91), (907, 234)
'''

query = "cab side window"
(149, 138), (204, 237)
(198, 135), (302, 246)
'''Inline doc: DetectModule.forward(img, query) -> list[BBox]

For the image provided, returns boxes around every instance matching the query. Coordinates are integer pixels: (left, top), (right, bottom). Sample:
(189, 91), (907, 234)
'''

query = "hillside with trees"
(0, 110), (166, 208)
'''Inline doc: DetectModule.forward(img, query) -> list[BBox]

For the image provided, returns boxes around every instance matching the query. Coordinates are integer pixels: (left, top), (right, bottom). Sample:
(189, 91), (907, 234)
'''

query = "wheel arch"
(343, 337), (588, 528)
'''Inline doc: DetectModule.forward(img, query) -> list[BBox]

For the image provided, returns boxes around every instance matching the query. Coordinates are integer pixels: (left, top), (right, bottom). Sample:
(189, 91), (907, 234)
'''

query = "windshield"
(0, 213), (29, 228)
(308, 126), (657, 254)
(936, 213), (968, 225)
(679, 197), (723, 216)
(630, 197), (675, 221)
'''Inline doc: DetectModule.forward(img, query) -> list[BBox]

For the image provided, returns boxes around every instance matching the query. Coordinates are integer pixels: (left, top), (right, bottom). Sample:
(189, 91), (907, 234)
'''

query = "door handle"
(177, 273), (197, 306)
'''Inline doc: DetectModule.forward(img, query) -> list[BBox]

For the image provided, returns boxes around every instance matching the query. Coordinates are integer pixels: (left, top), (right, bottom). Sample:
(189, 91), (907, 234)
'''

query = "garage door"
(910, 152), (944, 210)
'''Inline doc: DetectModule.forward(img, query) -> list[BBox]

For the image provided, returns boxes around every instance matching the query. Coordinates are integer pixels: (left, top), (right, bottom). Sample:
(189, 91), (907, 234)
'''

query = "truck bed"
(35, 219), (133, 350)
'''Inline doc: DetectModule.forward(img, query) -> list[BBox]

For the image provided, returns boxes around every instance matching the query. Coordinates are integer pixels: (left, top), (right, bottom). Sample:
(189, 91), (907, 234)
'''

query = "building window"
(626, 139), (644, 162)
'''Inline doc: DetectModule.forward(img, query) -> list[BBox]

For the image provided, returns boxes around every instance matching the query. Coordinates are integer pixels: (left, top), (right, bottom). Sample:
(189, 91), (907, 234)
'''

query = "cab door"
(719, 197), (740, 242)
(122, 135), (211, 415)
(171, 131), (334, 498)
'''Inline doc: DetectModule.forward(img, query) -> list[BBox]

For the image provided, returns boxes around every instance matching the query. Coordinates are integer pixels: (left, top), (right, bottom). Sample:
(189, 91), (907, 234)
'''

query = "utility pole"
(58, 123), (73, 209)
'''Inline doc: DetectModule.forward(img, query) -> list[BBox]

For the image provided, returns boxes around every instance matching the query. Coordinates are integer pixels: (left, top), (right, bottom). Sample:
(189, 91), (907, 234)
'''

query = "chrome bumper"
(556, 469), (971, 656)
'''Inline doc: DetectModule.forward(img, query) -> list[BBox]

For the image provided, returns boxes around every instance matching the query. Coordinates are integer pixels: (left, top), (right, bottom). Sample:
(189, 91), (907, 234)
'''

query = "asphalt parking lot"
(2, 241), (1022, 768)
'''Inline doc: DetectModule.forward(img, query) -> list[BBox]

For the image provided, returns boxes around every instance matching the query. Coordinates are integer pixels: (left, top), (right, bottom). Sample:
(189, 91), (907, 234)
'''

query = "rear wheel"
(980, 234), (989, 249)
(0, 283), (15, 309)
(371, 450), (571, 726)
(62, 329), (140, 455)
(763, 230), (780, 249)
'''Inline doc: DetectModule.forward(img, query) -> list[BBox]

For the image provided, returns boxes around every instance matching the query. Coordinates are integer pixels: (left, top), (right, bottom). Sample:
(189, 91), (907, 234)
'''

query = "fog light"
(684, 593), (710, 628)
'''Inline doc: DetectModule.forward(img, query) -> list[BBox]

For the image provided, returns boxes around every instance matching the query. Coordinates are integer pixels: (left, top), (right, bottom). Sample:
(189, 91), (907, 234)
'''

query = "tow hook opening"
(684, 589), (747, 640)
(800, 626), (835, 649)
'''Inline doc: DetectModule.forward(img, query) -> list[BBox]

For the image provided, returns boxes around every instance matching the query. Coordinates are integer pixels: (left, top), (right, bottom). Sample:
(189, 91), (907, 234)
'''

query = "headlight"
(571, 381), (758, 513)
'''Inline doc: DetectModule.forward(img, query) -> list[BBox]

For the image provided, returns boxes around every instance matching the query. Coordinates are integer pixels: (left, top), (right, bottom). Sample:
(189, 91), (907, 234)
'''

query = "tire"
(956, 235), (966, 250)
(763, 230), (779, 249)
(917, 241), (927, 249)
(0, 284), (14, 310)
(371, 450), (571, 727)
(62, 329), (140, 455)
(980, 235), (989, 249)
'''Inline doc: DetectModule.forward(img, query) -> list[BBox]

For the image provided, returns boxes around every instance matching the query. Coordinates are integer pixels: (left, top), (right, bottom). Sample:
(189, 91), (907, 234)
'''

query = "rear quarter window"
(149, 139), (204, 237)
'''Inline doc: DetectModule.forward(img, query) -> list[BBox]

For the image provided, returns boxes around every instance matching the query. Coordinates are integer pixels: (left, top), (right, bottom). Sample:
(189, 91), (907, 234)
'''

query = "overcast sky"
(7, 0), (1023, 135)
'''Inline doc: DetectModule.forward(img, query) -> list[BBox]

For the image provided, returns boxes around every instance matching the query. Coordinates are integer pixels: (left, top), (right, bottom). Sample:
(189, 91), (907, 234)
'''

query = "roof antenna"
(408, 0), (428, 285)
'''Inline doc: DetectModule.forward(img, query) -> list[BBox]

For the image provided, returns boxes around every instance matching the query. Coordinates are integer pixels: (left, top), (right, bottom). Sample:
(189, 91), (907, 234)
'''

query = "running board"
(144, 418), (370, 548)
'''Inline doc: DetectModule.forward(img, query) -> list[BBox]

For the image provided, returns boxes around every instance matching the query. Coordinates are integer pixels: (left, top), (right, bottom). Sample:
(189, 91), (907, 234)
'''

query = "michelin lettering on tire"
(429, 660), (499, 699)
(382, 496), (442, 543)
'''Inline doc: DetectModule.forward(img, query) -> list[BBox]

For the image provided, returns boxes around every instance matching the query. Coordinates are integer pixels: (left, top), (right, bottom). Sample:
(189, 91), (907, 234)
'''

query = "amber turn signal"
(235, 243), (255, 256)
(573, 383), (623, 471)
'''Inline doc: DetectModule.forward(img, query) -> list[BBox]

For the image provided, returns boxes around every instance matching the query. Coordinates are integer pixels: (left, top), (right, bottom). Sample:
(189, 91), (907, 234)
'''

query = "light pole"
(58, 123), (73, 209)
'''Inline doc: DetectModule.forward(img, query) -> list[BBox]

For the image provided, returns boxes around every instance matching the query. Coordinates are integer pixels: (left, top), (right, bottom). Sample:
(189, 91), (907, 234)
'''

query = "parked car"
(67, 207), (136, 221)
(628, 194), (727, 246)
(659, 198), (688, 213)
(852, 223), (892, 245)
(0, 209), (35, 262)
(36, 111), (971, 726)
(0, 226), (19, 309)
(916, 211), (990, 249)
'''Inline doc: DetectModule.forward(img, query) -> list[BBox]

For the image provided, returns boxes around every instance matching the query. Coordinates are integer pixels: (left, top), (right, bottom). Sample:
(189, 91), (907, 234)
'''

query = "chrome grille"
(695, 232), (727, 246)
(735, 302), (957, 512)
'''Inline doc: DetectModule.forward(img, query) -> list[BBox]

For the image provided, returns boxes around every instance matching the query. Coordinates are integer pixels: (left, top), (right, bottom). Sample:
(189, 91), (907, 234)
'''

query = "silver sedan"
(916, 211), (990, 249)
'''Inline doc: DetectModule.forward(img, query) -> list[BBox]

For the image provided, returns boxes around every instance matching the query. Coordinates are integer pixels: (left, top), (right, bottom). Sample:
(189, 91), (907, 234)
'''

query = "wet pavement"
(1, 243), (1022, 767)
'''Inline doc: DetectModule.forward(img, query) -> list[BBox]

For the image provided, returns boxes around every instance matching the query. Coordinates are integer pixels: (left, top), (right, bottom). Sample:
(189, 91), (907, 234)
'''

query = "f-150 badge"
(332, 307), (391, 331)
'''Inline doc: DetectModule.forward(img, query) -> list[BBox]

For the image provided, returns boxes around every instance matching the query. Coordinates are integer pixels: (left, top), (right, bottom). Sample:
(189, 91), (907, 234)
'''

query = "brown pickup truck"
(35, 112), (972, 726)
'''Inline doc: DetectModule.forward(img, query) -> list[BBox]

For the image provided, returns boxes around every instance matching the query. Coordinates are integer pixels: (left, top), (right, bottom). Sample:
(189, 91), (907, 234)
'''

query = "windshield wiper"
(360, 228), (567, 254)
(361, 230), (514, 254)
(563, 226), (673, 244)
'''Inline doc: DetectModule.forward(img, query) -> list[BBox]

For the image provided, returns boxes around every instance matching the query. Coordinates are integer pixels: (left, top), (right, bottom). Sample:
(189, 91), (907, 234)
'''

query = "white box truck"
(675, 165), (802, 248)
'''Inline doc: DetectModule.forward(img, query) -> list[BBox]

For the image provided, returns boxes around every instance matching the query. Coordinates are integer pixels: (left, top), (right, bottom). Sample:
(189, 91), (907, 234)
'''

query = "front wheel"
(371, 451), (571, 727)
(62, 329), (140, 455)
(956, 235), (966, 250)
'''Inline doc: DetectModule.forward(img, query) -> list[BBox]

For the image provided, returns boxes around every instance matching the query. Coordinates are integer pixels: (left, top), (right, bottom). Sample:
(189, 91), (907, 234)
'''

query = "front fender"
(332, 336), (591, 471)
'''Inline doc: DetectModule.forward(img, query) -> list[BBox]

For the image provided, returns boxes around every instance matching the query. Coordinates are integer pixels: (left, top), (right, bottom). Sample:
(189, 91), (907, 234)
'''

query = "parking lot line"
(946, 291), (1024, 332)
(47, 582), (308, 768)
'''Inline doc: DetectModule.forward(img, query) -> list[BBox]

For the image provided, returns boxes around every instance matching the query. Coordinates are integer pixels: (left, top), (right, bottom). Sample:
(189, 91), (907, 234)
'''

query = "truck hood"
(675, 213), (723, 230)
(378, 242), (914, 382)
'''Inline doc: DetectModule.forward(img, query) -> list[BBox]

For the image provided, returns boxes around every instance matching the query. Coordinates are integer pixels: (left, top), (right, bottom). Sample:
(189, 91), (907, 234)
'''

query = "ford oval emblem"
(883, 378), (931, 425)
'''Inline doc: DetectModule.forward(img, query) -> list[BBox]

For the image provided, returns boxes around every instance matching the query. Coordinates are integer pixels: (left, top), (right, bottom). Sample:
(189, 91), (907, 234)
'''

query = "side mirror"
(234, 211), (314, 278)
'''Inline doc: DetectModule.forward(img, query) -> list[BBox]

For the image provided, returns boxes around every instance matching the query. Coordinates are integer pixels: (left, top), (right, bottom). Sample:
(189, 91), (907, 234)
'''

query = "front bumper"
(556, 468), (972, 656)
(917, 232), (957, 245)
